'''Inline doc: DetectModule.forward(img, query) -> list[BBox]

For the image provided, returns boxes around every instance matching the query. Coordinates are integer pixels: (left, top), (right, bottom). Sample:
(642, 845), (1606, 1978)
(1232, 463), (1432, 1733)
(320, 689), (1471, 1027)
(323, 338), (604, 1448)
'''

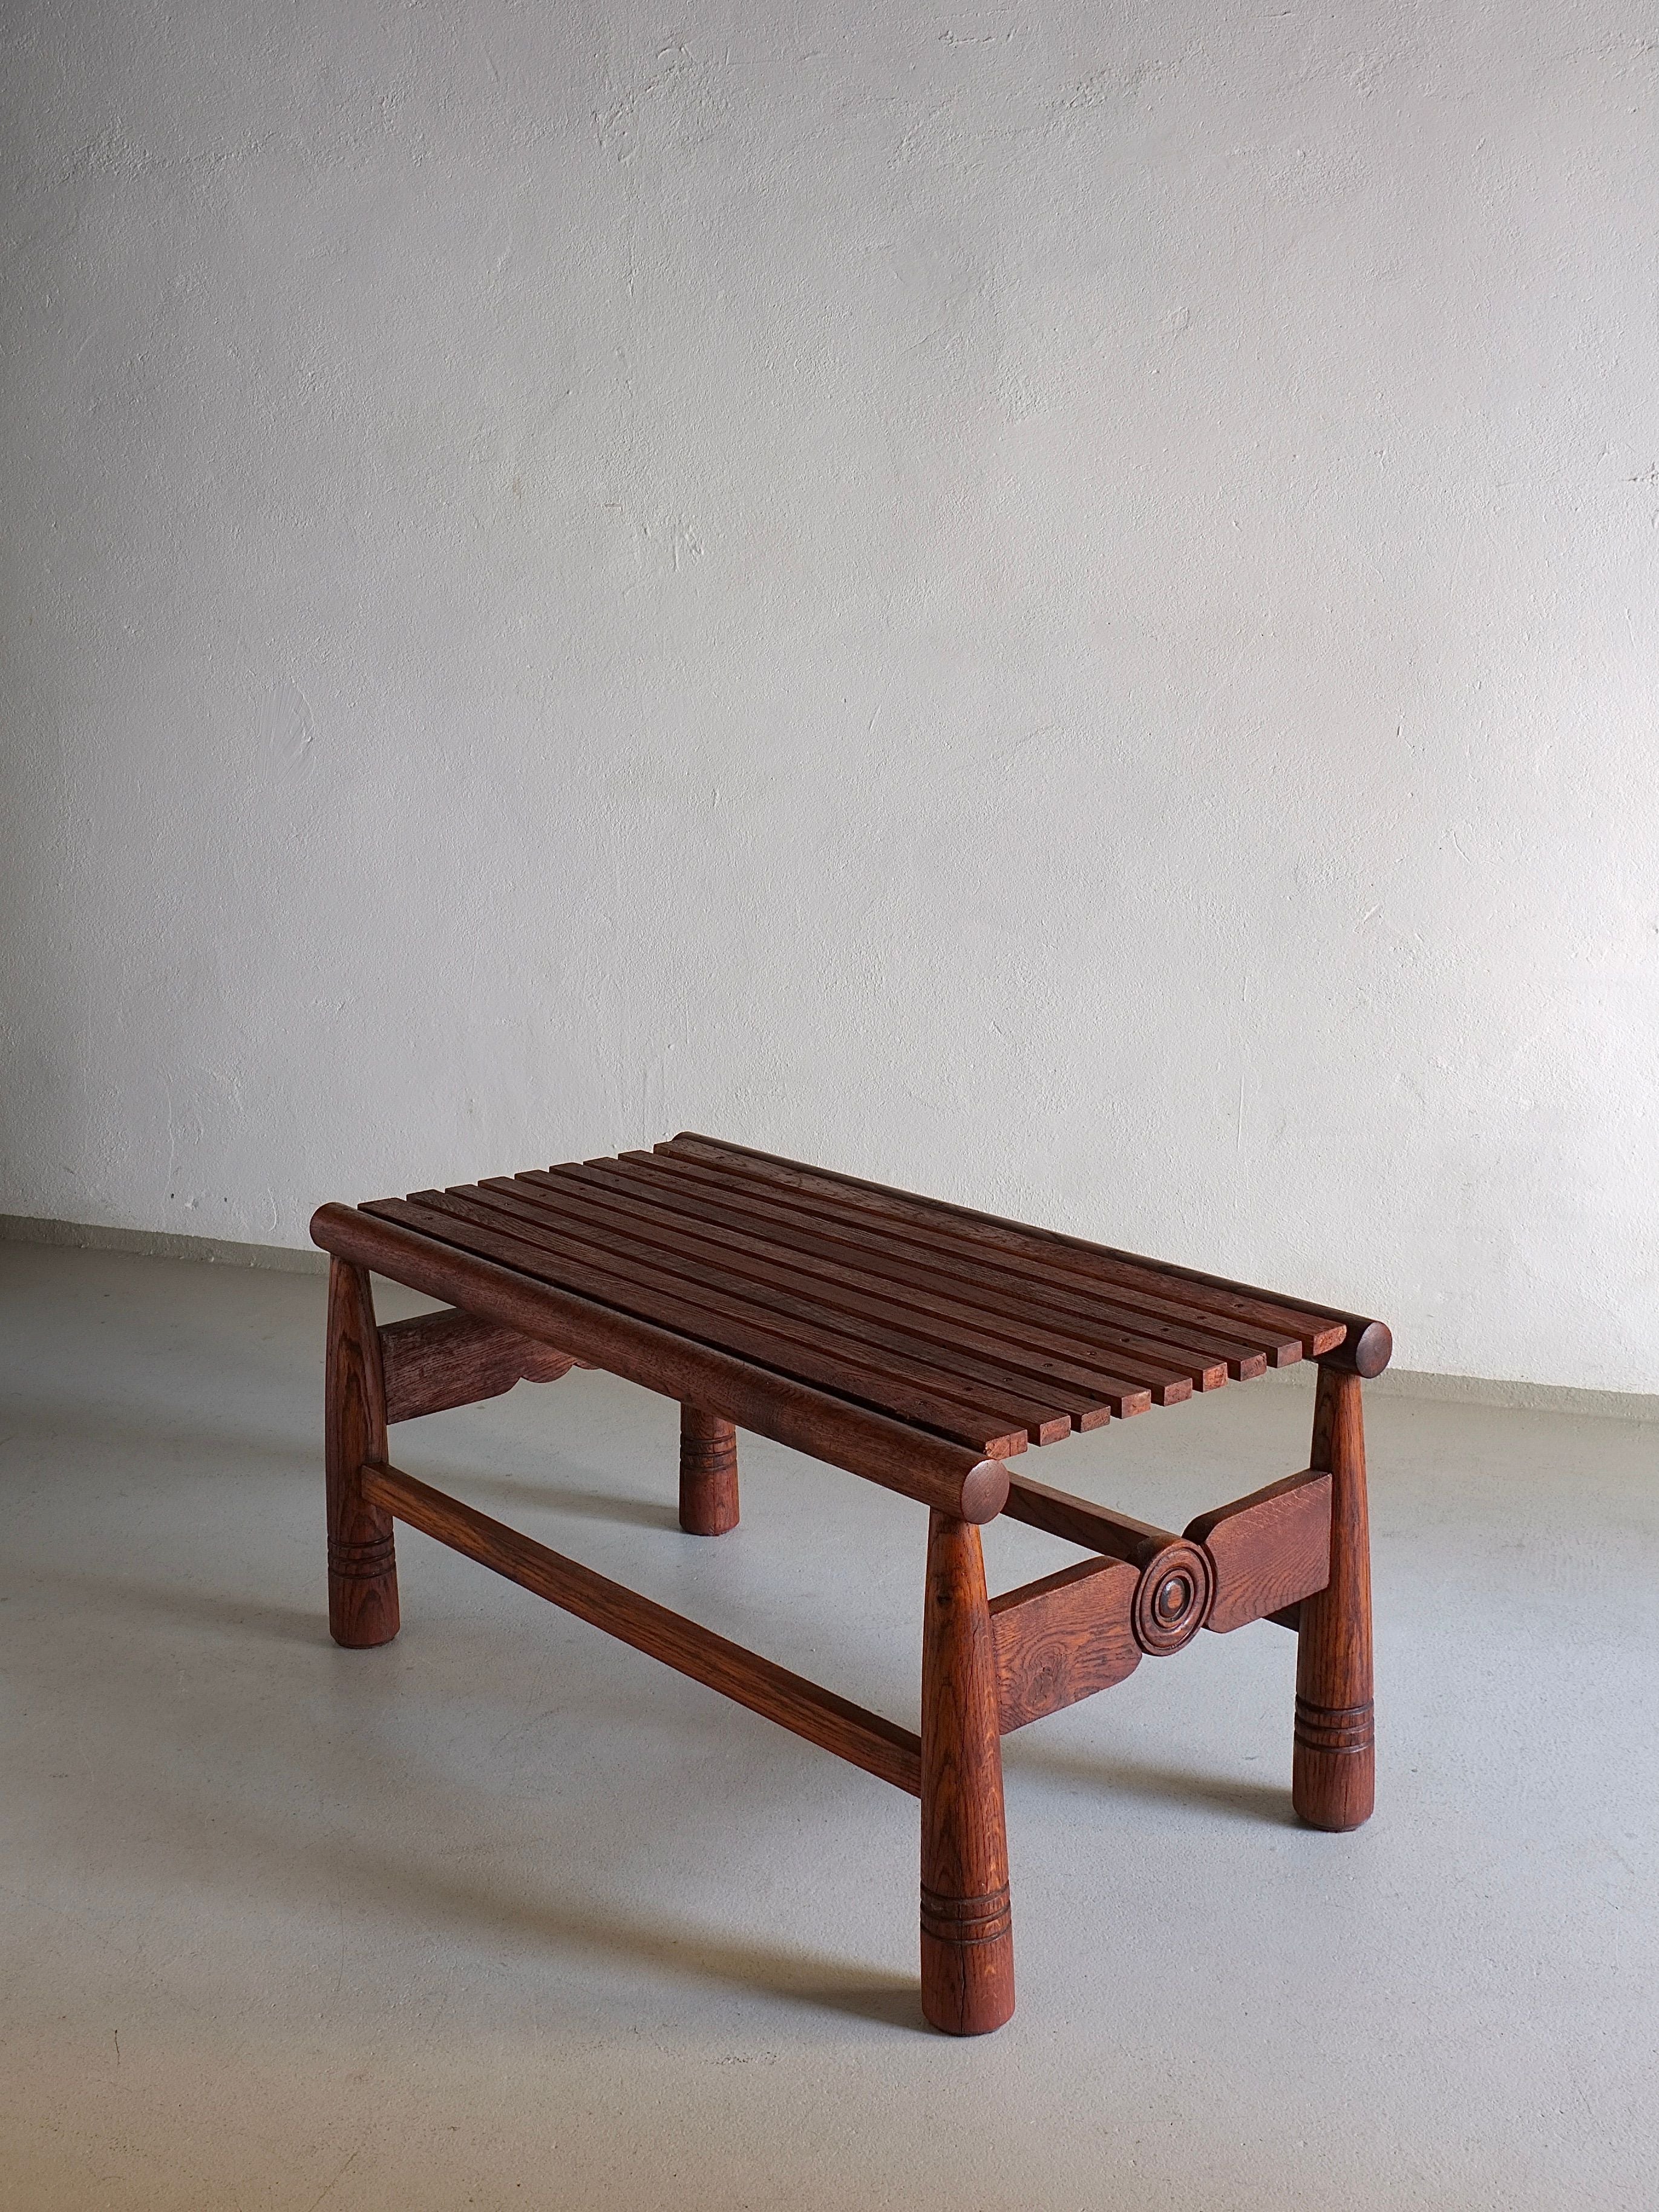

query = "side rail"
(990, 1470), (1332, 1732)
(379, 1306), (579, 1424)
(361, 1458), (924, 1795)
(311, 1205), (1011, 1525)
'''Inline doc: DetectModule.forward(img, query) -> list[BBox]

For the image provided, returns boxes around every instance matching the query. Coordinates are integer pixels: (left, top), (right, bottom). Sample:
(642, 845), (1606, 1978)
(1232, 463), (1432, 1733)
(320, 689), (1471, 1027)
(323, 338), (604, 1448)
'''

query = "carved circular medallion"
(1131, 1539), (1214, 1654)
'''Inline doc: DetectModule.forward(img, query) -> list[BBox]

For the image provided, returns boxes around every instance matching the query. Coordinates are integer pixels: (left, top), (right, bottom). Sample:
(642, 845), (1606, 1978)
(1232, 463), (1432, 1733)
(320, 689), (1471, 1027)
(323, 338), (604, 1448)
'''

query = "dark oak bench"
(312, 1133), (1387, 2035)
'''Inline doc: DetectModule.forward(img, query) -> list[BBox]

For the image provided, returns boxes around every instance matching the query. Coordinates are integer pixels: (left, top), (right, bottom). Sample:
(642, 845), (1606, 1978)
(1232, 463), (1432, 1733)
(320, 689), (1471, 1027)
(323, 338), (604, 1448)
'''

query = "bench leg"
(326, 1258), (400, 1648)
(1293, 1365), (1374, 1830)
(920, 1510), (1014, 2034)
(679, 1405), (739, 1536)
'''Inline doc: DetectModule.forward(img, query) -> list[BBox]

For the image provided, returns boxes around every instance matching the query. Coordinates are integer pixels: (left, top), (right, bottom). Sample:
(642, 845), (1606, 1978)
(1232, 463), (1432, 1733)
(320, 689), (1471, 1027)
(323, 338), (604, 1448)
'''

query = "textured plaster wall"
(2, 4), (1655, 1392)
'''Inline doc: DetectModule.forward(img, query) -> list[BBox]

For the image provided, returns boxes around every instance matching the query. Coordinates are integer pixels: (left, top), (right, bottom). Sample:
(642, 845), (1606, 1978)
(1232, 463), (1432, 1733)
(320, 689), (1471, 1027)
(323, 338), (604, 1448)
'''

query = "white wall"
(2, 2), (1655, 1393)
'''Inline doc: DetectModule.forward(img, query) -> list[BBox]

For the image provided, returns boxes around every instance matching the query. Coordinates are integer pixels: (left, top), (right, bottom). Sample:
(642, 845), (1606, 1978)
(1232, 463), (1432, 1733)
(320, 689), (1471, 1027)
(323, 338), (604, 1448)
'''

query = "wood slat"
(364, 1459), (923, 1793)
(663, 1135), (1315, 1341)
(421, 1185), (1072, 1447)
(598, 1154), (1227, 1393)
(326, 1134), (1387, 1508)
(610, 1153), (1245, 1381)
(689, 1130), (1381, 1368)
(359, 1196), (1031, 1458)
(577, 1157), (1220, 1396)
(516, 1165), (1163, 1413)
(665, 1134), (1347, 1360)
(632, 1149), (1286, 1381)
(482, 1170), (1152, 1416)
(452, 1177), (1115, 1431)
(635, 1148), (1292, 1376)
(313, 1203), (1012, 1524)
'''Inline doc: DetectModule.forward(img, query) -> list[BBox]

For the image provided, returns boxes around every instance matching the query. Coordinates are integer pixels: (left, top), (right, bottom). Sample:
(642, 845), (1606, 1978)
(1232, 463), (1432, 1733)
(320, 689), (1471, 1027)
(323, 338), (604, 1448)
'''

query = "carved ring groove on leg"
(1294, 1695), (1374, 1756)
(920, 1882), (1013, 1948)
(328, 1533), (397, 1583)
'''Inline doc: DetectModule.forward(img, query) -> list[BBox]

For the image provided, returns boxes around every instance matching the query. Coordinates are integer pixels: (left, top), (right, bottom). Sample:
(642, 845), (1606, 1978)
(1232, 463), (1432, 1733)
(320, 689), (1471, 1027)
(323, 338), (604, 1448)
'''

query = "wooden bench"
(310, 1133), (1388, 2035)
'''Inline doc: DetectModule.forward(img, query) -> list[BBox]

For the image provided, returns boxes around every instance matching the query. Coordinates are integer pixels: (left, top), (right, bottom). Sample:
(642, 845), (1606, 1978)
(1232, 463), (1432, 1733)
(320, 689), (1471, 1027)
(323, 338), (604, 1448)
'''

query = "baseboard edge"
(5, 1211), (1654, 1418)
(1263, 1360), (1657, 1424)
(0, 1212), (328, 1274)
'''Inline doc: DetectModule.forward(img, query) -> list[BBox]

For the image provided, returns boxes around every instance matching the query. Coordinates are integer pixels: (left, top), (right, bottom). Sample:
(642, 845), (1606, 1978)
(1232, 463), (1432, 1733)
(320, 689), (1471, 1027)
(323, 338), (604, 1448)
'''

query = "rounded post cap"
(1319, 1318), (1392, 1378)
(960, 1457), (1012, 1523)
(1347, 1320), (1392, 1378)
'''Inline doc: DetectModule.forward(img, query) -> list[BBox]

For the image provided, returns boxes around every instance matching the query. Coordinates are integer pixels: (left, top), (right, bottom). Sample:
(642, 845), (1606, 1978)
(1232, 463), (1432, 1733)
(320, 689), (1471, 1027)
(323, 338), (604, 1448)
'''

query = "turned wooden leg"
(1293, 1364), (1373, 1830)
(679, 1404), (739, 1536)
(920, 1510), (1014, 2034)
(326, 1258), (400, 1648)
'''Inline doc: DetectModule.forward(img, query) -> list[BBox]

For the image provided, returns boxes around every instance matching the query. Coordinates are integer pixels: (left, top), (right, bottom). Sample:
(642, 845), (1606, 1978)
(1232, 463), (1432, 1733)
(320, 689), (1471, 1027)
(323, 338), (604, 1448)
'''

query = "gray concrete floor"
(1, 1242), (1655, 2210)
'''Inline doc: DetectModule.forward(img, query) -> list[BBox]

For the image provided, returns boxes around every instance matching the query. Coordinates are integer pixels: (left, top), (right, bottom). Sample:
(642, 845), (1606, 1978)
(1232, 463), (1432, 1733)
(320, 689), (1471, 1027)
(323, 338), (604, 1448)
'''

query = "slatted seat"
(311, 1133), (1388, 2035)
(355, 1134), (1378, 1452)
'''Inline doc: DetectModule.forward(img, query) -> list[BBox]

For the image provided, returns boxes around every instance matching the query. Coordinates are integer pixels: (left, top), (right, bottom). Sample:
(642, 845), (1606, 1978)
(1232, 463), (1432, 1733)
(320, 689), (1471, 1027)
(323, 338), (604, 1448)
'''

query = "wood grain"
(310, 1203), (1016, 1520)
(1185, 1470), (1332, 1634)
(365, 1193), (1044, 1456)
(324, 1258), (399, 1649)
(574, 1157), (1211, 1398)
(633, 1150), (1276, 1361)
(990, 1556), (1141, 1730)
(634, 1148), (1289, 1375)
(605, 1156), (1234, 1390)
(1007, 1469), (1331, 1641)
(1000, 1474), (1211, 1654)
(1292, 1368), (1375, 1830)
(379, 1306), (574, 1424)
(1001, 1473), (1179, 1563)
(362, 1458), (922, 1793)
(920, 1512), (1015, 2034)
(679, 1404), (739, 1536)
(514, 1165), (1162, 1413)
(439, 1179), (1095, 1440)
(462, 1174), (1121, 1430)
(666, 1133), (1386, 1370)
